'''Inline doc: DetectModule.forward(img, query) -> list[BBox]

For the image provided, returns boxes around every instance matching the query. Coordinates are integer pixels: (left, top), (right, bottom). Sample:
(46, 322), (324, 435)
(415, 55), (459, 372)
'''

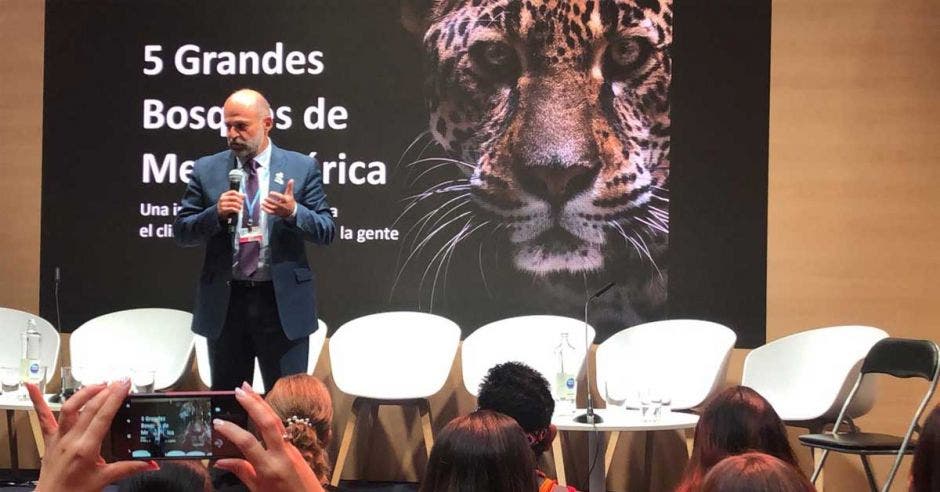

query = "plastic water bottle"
(554, 332), (577, 416)
(21, 319), (42, 390)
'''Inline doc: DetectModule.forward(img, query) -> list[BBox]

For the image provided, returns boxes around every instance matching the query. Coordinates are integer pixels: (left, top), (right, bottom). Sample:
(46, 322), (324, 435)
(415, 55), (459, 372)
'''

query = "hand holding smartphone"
(111, 391), (248, 460)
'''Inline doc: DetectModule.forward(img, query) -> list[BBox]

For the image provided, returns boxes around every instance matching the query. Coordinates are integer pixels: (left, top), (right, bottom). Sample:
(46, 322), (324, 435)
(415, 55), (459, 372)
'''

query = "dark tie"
(237, 159), (260, 277)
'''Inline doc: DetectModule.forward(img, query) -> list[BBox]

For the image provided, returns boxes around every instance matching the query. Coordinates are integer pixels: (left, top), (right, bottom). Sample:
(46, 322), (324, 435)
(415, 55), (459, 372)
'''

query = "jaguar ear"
(400, 0), (436, 36)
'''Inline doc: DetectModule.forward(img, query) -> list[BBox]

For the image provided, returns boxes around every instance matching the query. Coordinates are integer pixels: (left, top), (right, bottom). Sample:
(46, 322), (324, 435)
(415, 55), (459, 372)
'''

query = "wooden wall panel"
(767, 1), (940, 490)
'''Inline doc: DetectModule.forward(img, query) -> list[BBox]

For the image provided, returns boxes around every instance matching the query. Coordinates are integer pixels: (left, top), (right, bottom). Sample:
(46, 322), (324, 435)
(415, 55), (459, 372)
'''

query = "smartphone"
(111, 391), (247, 460)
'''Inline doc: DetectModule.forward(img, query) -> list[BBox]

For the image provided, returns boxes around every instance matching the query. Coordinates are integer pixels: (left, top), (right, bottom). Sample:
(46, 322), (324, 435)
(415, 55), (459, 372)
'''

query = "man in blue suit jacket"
(174, 89), (334, 391)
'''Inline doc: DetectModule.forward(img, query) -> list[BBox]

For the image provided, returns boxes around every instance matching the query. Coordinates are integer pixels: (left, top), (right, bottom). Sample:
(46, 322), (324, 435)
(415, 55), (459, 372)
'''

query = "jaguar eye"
(603, 37), (651, 81)
(469, 41), (520, 83)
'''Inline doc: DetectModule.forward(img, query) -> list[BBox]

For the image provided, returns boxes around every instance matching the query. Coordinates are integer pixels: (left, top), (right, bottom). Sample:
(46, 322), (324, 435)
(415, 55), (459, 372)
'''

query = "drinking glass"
(639, 387), (666, 423)
(131, 368), (156, 393)
(603, 380), (628, 410)
(659, 394), (672, 419)
(60, 366), (82, 400)
(0, 367), (19, 395)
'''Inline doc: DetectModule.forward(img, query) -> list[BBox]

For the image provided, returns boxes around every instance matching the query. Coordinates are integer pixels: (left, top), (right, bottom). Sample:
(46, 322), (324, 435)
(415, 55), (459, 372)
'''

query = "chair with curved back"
(0, 308), (61, 463)
(70, 308), (193, 390)
(742, 325), (888, 490)
(0, 308), (61, 381)
(193, 319), (328, 392)
(461, 314), (595, 486)
(742, 325), (889, 432)
(595, 319), (737, 473)
(329, 311), (460, 486)
(461, 314), (595, 396)
(798, 338), (939, 492)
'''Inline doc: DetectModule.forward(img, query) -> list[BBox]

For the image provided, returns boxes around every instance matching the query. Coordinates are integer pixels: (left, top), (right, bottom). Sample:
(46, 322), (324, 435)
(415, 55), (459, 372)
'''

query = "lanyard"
(240, 168), (262, 228)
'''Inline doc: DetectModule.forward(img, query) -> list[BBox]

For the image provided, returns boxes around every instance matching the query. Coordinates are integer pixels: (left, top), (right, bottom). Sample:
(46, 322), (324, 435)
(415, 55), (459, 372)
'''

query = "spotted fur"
(407, 0), (671, 281)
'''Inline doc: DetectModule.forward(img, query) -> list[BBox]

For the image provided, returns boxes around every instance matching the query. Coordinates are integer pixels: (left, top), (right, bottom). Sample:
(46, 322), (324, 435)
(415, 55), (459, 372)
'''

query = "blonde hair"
(265, 374), (333, 481)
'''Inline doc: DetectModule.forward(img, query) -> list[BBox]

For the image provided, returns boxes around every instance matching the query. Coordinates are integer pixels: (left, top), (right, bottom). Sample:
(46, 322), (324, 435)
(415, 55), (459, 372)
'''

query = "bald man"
(174, 89), (335, 391)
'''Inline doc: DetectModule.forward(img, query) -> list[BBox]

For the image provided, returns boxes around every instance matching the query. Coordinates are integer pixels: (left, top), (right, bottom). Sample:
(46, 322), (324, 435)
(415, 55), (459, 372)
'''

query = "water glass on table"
(639, 387), (665, 423)
(60, 366), (82, 400)
(1, 366), (20, 395)
(131, 368), (156, 393)
(658, 394), (672, 419)
(603, 380), (629, 410)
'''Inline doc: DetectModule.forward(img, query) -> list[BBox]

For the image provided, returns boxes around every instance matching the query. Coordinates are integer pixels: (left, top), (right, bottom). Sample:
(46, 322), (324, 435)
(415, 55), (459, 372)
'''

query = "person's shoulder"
(273, 144), (316, 166)
(537, 471), (579, 492)
(194, 149), (234, 170)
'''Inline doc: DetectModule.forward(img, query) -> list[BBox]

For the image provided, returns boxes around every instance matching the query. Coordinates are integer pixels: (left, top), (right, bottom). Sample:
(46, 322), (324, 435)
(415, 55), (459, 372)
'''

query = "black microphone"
(49, 266), (64, 404)
(53, 266), (62, 332)
(227, 167), (244, 233)
(575, 281), (616, 425)
(591, 281), (615, 300)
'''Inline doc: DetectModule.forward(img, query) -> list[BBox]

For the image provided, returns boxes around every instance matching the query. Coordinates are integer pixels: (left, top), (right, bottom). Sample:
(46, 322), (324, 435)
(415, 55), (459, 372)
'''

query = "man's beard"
(229, 139), (258, 159)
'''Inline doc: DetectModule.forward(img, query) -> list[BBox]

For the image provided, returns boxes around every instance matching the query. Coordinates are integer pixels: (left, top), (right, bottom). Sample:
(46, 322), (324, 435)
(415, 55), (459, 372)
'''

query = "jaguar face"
(404, 0), (671, 277)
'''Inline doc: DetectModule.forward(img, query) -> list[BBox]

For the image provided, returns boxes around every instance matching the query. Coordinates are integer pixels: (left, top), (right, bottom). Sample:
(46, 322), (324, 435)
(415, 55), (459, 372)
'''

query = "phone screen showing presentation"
(111, 391), (247, 460)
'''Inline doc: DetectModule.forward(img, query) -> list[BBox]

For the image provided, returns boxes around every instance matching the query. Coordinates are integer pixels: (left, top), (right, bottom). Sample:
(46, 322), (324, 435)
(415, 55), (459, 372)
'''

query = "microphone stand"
(573, 281), (614, 492)
(574, 281), (614, 425)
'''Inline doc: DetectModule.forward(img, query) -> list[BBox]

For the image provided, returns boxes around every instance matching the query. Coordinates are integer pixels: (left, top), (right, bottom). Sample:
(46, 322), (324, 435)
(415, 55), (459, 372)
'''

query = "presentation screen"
(40, 0), (769, 346)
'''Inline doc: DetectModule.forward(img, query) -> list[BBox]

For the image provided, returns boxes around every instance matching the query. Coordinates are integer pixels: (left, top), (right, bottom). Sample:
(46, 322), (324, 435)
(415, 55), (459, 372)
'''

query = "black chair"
(798, 337), (939, 492)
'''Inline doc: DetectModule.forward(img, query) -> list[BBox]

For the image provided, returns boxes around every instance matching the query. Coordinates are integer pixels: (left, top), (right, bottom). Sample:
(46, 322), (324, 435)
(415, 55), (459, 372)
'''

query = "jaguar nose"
(516, 160), (599, 206)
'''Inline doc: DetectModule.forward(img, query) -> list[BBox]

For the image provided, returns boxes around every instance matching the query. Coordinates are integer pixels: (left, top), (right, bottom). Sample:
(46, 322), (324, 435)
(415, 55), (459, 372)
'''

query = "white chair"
(329, 312), (460, 486)
(462, 314), (594, 486)
(742, 325), (889, 430)
(595, 319), (737, 473)
(70, 308), (193, 390)
(742, 325), (888, 491)
(0, 308), (61, 379)
(193, 319), (328, 392)
(461, 314), (595, 396)
(0, 308), (61, 463)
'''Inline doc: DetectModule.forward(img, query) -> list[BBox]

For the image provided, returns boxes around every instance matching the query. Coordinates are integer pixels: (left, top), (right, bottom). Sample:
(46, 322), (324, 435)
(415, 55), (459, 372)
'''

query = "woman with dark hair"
(676, 385), (801, 492)
(701, 452), (816, 492)
(419, 410), (539, 492)
(117, 461), (212, 492)
(910, 404), (940, 492)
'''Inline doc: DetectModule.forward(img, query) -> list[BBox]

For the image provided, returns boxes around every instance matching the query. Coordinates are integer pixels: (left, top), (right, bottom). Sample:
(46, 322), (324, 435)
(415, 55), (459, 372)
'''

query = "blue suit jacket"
(173, 144), (335, 341)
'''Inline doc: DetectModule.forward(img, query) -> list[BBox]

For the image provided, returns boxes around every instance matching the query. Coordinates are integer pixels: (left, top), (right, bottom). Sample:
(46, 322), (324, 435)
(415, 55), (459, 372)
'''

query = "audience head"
(117, 461), (211, 492)
(477, 361), (556, 455)
(264, 374), (334, 481)
(677, 385), (799, 492)
(419, 410), (538, 492)
(910, 404), (940, 492)
(701, 452), (815, 492)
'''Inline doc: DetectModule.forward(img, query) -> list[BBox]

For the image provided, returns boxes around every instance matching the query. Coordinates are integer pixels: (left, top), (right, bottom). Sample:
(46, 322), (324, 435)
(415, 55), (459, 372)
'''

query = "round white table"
(0, 392), (61, 482)
(551, 407), (698, 492)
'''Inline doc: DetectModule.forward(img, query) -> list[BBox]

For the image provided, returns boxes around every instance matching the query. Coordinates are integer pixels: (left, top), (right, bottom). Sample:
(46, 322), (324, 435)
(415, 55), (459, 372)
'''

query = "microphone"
(54, 267), (62, 332)
(591, 281), (615, 300)
(227, 167), (244, 233)
(574, 281), (616, 425)
(49, 266), (64, 404)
